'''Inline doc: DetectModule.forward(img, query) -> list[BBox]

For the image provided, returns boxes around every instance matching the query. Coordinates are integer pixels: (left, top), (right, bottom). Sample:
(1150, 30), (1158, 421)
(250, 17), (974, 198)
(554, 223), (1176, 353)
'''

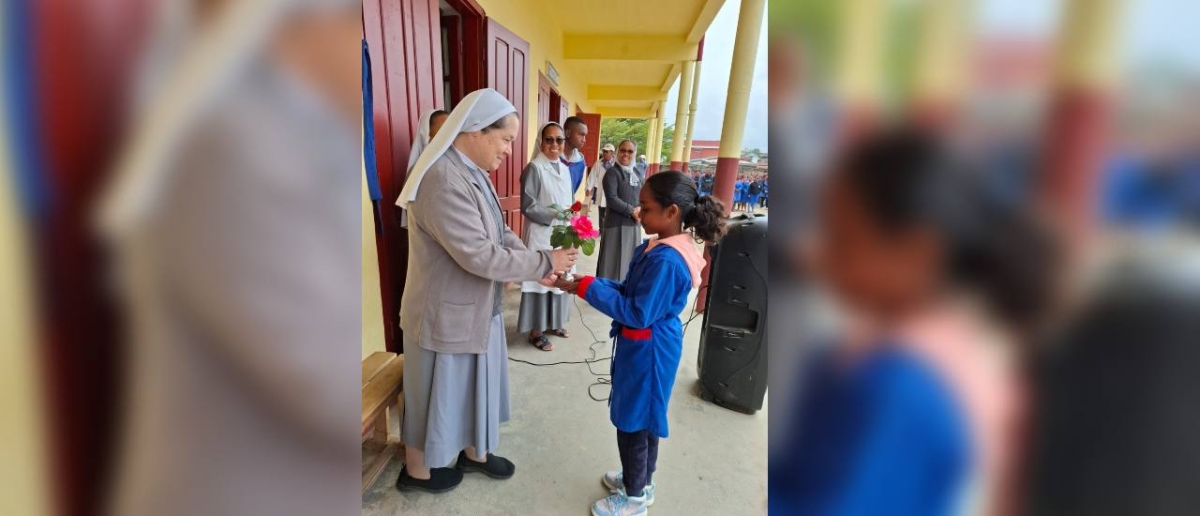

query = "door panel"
(537, 73), (552, 126)
(364, 0), (444, 352)
(559, 97), (571, 124)
(576, 112), (602, 168)
(486, 18), (529, 238)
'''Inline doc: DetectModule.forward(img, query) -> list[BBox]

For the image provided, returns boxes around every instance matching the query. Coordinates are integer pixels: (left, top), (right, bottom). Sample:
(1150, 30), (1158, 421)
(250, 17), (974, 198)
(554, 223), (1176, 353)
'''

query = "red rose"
(571, 201), (582, 212)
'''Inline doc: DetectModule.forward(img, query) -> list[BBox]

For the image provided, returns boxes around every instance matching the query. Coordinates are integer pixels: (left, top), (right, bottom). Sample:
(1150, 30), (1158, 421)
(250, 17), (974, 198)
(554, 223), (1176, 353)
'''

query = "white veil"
(396, 88), (516, 209)
(529, 121), (564, 164)
(405, 110), (437, 171)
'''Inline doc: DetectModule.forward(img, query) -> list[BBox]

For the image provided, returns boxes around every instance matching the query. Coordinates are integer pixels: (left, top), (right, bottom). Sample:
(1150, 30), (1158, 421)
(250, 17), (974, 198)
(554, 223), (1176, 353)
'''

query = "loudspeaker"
(697, 213), (768, 414)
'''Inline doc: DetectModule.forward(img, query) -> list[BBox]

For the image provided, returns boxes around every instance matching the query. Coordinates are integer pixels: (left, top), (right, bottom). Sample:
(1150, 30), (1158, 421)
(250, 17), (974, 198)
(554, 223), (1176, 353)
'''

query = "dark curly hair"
(835, 126), (1061, 336)
(644, 170), (727, 244)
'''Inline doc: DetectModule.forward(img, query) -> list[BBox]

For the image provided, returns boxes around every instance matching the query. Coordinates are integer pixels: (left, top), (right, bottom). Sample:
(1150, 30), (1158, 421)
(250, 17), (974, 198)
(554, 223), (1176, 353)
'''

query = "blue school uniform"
(577, 242), (694, 438)
(770, 344), (971, 516)
(561, 155), (587, 196)
(748, 182), (762, 206)
(734, 180), (746, 204)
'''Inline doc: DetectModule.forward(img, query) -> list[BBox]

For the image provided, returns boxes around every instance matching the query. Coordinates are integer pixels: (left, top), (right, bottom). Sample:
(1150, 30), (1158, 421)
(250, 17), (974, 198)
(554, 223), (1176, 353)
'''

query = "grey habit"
(596, 162), (642, 280)
(402, 148), (514, 468)
(517, 156), (571, 333)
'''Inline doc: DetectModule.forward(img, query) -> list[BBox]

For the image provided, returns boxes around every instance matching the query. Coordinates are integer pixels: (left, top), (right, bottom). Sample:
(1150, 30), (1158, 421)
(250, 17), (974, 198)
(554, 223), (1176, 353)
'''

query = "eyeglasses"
(542, 137), (566, 144)
(618, 149), (635, 154)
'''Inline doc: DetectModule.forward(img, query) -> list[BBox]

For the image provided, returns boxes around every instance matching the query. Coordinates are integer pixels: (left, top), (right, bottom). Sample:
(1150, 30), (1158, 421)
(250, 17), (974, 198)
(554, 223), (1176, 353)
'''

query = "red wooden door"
(559, 97), (571, 124)
(486, 18), (529, 237)
(576, 112), (603, 167)
(364, 0), (444, 352)
(537, 73), (552, 126)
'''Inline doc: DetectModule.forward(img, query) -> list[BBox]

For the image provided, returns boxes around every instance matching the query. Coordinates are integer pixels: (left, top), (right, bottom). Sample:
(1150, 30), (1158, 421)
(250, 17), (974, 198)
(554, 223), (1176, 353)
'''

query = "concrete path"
(363, 232), (768, 515)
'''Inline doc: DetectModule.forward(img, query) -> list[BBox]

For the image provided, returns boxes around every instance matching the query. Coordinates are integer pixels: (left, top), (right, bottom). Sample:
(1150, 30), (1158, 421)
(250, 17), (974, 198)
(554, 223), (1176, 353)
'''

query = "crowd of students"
(687, 170), (769, 213)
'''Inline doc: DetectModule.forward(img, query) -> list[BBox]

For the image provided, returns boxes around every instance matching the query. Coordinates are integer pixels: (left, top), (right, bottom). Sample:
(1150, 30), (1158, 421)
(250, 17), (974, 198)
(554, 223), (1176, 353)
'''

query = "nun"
(595, 139), (643, 280)
(518, 122), (574, 351)
(396, 88), (579, 493)
(400, 109), (449, 228)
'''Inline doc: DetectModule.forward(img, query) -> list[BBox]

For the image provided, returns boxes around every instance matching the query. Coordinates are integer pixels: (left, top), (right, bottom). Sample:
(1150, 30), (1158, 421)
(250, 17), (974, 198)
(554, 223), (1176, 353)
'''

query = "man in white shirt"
(586, 143), (615, 227)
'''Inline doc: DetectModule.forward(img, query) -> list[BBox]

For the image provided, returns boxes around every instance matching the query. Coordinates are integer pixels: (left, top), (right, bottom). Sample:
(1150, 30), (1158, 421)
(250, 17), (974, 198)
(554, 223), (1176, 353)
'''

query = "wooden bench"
(362, 351), (404, 494)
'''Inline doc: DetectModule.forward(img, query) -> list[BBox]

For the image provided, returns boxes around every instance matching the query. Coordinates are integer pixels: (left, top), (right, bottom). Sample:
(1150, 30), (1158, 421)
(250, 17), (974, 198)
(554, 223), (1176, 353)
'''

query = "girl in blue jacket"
(557, 171), (726, 516)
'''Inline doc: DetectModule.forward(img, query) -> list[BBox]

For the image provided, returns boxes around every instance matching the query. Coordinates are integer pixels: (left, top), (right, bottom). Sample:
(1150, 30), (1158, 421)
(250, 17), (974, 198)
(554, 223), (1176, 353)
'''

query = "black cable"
(682, 285), (710, 336)
(508, 294), (613, 402)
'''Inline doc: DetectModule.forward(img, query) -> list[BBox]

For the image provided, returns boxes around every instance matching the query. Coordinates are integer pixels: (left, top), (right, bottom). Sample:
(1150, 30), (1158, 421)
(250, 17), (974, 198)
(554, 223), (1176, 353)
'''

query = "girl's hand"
(554, 277), (578, 293)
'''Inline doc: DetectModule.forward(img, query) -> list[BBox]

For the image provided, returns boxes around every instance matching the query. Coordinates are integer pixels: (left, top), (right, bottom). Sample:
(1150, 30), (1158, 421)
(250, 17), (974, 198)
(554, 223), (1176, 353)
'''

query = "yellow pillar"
(834, 0), (886, 139)
(911, 0), (969, 128)
(714, 0), (767, 190)
(654, 105), (667, 172)
(670, 60), (696, 169)
(701, 0), (765, 312)
(683, 60), (703, 170)
(1041, 0), (1124, 241)
(645, 112), (658, 173)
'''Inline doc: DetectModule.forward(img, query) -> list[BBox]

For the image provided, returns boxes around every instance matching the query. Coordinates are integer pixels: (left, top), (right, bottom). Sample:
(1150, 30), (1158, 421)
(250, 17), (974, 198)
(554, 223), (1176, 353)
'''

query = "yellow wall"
(475, 0), (598, 157)
(362, 3), (604, 358)
(0, 37), (49, 514)
(362, 158), (387, 358)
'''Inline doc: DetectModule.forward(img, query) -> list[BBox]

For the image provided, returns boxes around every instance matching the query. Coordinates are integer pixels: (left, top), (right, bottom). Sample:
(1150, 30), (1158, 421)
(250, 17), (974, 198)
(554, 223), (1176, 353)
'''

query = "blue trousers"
(617, 429), (659, 497)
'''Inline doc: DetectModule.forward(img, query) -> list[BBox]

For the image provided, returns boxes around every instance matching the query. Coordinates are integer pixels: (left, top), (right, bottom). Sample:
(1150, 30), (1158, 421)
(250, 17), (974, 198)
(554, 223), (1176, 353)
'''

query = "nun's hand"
(538, 273), (559, 288)
(549, 248), (578, 272)
(631, 206), (642, 222)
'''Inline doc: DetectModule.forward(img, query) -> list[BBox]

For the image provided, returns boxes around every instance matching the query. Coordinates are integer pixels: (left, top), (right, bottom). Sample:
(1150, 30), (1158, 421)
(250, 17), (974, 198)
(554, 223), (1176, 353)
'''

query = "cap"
(602, 143), (616, 152)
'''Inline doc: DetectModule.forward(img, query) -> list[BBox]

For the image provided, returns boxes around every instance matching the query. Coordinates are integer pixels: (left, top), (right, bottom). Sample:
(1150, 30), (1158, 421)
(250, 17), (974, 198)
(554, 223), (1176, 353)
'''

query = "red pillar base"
(647, 163), (659, 175)
(1040, 88), (1112, 238)
(669, 160), (683, 171)
(713, 156), (739, 215)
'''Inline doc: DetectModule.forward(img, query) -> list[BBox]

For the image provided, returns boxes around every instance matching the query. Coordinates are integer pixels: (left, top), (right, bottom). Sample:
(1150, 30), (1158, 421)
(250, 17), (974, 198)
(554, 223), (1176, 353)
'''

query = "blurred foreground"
(4, 0), (363, 514)
(769, 0), (1200, 514)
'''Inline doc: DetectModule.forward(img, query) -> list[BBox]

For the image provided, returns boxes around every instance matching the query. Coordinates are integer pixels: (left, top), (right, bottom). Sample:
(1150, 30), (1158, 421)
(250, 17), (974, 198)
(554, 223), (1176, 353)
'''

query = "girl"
(557, 171), (727, 516)
(770, 128), (1057, 516)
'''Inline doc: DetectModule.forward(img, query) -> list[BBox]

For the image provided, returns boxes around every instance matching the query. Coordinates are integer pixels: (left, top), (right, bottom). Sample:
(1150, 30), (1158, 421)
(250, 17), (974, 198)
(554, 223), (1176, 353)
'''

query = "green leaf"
(550, 231), (563, 248)
(581, 239), (596, 256)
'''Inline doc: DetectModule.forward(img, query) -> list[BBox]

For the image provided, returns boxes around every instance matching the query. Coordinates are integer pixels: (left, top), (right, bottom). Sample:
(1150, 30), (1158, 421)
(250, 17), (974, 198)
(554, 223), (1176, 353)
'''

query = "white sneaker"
(601, 470), (656, 506)
(591, 492), (648, 516)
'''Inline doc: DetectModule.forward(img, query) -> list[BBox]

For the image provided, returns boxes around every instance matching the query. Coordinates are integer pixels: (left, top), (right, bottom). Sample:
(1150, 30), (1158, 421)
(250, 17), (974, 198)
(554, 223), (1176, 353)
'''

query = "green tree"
(599, 118), (675, 163)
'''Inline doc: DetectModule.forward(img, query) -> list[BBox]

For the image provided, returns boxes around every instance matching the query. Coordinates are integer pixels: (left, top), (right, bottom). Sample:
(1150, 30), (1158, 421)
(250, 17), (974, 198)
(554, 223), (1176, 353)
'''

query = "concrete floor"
(363, 234), (769, 515)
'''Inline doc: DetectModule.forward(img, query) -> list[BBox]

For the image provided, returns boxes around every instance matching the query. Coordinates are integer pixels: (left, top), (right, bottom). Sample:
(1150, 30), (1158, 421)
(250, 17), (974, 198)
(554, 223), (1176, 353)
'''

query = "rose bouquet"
(549, 201), (599, 257)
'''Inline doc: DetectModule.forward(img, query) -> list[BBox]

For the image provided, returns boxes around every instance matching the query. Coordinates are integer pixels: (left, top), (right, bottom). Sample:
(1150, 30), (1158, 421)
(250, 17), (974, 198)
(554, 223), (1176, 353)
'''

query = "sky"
(661, 0), (770, 153)
(973, 0), (1200, 73)
(661, 0), (1199, 156)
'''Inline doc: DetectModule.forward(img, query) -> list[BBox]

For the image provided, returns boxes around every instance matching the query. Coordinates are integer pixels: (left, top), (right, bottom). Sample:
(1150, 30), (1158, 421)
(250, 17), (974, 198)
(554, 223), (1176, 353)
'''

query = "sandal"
(529, 334), (554, 351)
(546, 329), (570, 338)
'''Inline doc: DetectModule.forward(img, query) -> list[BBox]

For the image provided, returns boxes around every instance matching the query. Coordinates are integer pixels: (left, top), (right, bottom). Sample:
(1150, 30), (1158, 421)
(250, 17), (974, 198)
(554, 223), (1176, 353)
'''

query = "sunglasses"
(542, 137), (566, 144)
(618, 149), (635, 154)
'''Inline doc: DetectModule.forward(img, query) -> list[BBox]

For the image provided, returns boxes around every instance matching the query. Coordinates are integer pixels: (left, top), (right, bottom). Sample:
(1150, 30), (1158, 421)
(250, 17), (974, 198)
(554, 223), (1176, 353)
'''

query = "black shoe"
(455, 451), (515, 479)
(396, 466), (463, 493)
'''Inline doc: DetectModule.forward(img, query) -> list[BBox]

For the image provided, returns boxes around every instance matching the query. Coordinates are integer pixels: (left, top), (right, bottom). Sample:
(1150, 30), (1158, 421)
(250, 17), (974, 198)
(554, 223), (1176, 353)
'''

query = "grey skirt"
(517, 291), (570, 333)
(401, 313), (510, 468)
(596, 224), (640, 280)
